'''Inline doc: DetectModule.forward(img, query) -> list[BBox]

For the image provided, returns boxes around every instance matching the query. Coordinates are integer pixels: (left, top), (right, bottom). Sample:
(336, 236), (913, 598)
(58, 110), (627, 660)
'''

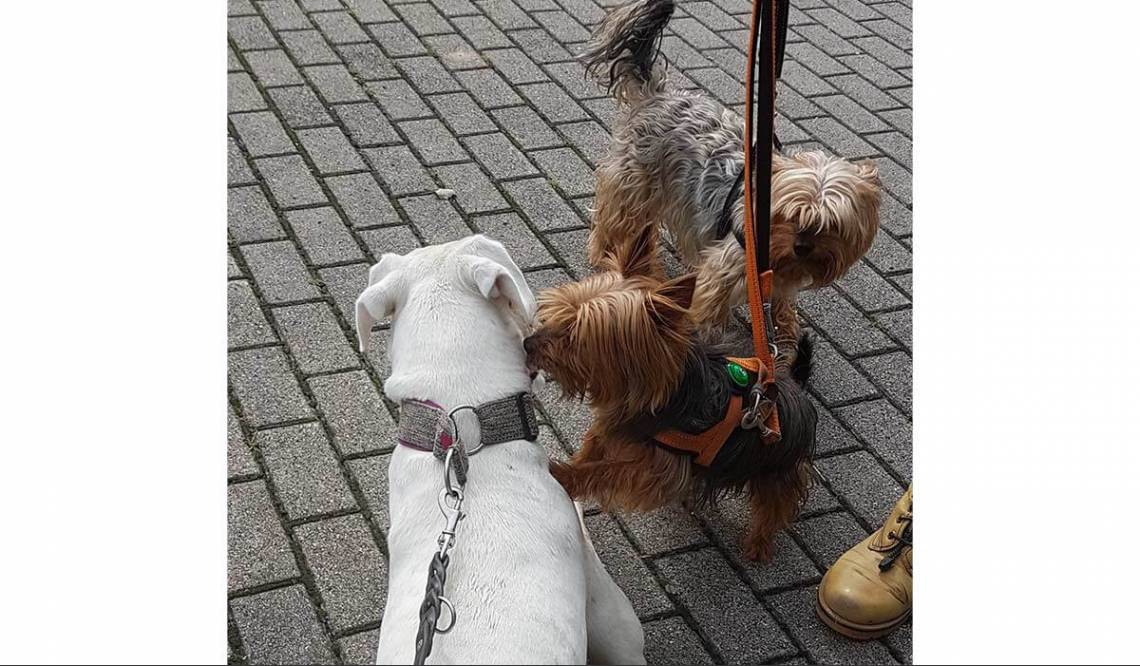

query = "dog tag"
(726, 361), (750, 388)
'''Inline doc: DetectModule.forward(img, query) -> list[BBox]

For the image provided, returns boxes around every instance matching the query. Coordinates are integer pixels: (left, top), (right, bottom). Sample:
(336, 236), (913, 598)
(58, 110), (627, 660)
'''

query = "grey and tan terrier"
(582, 0), (881, 368)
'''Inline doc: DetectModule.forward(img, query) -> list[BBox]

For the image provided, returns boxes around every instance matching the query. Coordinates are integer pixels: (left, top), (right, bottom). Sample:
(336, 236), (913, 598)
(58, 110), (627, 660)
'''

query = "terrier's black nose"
(523, 336), (538, 355)
(793, 239), (814, 257)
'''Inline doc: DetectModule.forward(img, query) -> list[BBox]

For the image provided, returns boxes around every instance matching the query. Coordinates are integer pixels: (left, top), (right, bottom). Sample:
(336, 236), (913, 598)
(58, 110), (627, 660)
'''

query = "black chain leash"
(412, 447), (465, 665)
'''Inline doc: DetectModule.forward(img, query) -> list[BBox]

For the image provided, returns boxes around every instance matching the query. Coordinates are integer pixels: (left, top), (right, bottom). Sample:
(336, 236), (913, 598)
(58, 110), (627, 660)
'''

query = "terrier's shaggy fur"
(582, 0), (881, 368)
(525, 227), (817, 561)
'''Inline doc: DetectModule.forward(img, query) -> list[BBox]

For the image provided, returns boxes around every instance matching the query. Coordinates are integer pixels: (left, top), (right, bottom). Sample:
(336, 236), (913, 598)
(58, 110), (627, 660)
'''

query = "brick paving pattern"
(227, 0), (912, 662)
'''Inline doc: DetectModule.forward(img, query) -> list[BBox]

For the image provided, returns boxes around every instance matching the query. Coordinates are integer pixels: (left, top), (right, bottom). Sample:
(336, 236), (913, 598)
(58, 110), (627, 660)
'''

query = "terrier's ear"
(608, 224), (659, 278)
(355, 272), (399, 353)
(460, 254), (537, 322)
(658, 273), (697, 310)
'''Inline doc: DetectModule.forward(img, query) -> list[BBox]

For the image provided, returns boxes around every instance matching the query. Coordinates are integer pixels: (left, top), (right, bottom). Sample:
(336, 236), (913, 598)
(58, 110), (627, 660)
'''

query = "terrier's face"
(770, 151), (881, 291)
(524, 227), (697, 419)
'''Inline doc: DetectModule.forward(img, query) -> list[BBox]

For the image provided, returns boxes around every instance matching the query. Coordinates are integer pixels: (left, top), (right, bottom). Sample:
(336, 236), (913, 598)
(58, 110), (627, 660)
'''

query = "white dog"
(356, 235), (645, 665)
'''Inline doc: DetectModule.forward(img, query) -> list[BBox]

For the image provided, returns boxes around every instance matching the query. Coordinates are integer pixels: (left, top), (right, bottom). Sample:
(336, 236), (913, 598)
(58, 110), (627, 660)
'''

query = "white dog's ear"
(355, 272), (399, 353)
(460, 254), (536, 321)
(368, 253), (405, 286)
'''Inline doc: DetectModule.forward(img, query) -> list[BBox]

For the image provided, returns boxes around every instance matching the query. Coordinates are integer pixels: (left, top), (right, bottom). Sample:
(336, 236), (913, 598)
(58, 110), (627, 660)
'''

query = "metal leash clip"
(740, 384), (774, 436)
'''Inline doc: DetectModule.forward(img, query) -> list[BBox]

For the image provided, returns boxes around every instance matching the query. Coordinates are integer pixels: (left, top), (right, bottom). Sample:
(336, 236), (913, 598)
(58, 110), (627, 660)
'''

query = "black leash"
(714, 0), (789, 244)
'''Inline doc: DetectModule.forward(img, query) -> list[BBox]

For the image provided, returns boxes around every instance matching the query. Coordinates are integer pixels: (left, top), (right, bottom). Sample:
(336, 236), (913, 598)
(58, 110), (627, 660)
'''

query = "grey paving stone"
(863, 18), (911, 50)
(369, 22), (428, 58)
(313, 10), (371, 43)
(326, 172), (402, 227)
(229, 46), (245, 72)
(522, 267), (573, 294)
(309, 371), (396, 455)
(840, 53), (909, 90)
(659, 36), (713, 70)
(784, 59), (839, 97)
(813, 94), (890, 134)
(477, 0), (537, 29)
(229, 406), (260, 478)
(582, 97), (618, 127)
(471, 213), (554, 268)
(256, 154), (329, 207)
(229, 346), (315, 426)
(452, 14), (512, 49)
(241, 241), (321, 303)
(866, 130), (911, 170)
(584, 513), (672, 618)
(229, 72), (269, 112)
(484, 50), (550, 89)
(791, 511), (868, 567)
(259, 0), (311, 29)
(230, 586), (336, 665)
(836, 261), (909, 311)
(876, 157), (911, 205)
(826, 73), (899, 111)
(655, 548), (795, 662)
(769, 586), (899, 665)
(273, 302), (361, 374)
(642, 617), (715, 665)
(813, 395), (862, 454)
(246, 49), (305, 87)
(615, 505), (706, 556)
(358, 224), (423, 260)
(302, 0), (343, 8)
(332, 102), (402, 145)
(362, 145), (437, 194)
(297, 128), (366, 175)
(229, 15), (279, 50)
(338, 629), (380, 665)
(788, 41), (851, 78)
(229, 186), (286, 242)
(280, 30), (341, 66)
(684, 1), (741, 29)
(306, 64), (369, 102)
(228, 480), (298, 590)
(864, 229), (911, 279)
(792, 23), (859, 56)
(557, 0), (605, 23)
(503, 177), (585, 230)
(700, 494), (821, 590)
(454, 68), (524, 108)
(344, 0), (398, 21)
(529, 147), (594, 196)
(874, 308), (911, 351)
(851, 35), (910, 69)
(702, 47), (747, 84)
(287, 207), (364, 266)
(337, 43), (401, 80)
(424, 33), (486, 69)
(492, 106), (564, 149)
(880, 107), (911, 138)
(516, 83), (588, 124)
(231, 111), (295, 157)
(545, 228), (591, 277)
(891, 273), (910, 299)
(687, 67), (745, 106)
(398, 118), (468, 164)
(269, 85), (336, 128)
(399, 194), (471, 242)
(394, 2), (452, 35)
(426, 93), (495, 135)
(431, 0), (479, 16)
(257, 422), (356, 518)
(347, 453), (392, 532)
(805, 338), (878, 406)
(798, 116), (876, 158)
(543, 61), (603, 101)
(434, 163), (509, 213)
(817, 450), (905, 527)
(463, 133), (538, 179)
(365, 79), (432, 119)
(319, 263), (373, 322)
(856, 350), (911, 414)
(807, 7), (870, 37)
(229, 280), (277, 348)
(295, 514), (387, 632)
(886, 621), (913, 663)
(669, 17), (728, 49)
(396, 56), (464, 95)
(532, 9), (589, 41)
(877, 192), (911, 237)
(801, 475), (843, 515)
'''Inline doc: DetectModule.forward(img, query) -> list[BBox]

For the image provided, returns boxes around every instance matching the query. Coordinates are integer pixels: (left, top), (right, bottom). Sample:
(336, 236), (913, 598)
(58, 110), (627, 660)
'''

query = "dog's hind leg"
(690, 241), (746, 330)
(576, 503), (646, 665)
(743, 464), (812, 561)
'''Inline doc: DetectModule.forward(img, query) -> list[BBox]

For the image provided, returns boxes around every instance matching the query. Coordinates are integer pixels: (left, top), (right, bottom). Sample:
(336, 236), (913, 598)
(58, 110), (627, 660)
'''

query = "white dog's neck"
(383, 290), (531, 411)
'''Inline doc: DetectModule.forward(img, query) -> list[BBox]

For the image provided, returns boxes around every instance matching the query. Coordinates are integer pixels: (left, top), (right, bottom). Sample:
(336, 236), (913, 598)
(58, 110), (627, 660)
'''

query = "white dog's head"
(355, 235), (539, 399)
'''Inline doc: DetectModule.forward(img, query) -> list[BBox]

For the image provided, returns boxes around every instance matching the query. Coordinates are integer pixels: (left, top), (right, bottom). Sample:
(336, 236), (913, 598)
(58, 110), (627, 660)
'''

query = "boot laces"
(878, 510), (912, 572)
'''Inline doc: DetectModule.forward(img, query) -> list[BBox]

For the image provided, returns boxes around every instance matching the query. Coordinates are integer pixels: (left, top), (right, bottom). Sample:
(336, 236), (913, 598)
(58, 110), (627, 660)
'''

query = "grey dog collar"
(397, 393), (539, 482)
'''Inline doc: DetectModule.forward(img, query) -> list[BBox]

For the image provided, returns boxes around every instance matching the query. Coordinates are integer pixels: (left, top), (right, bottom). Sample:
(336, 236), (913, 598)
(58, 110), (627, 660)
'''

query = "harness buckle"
(740, 384), (774, 433)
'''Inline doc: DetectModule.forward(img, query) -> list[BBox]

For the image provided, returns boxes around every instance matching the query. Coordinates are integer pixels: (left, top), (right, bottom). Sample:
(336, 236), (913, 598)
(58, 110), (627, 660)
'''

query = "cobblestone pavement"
(227, 0), (912, 661)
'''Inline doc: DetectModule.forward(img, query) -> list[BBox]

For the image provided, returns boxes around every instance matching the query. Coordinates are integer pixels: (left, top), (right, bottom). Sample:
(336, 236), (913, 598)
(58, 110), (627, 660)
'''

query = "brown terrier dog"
(582, 0), (881, 370)
(525, 226), (817, 561)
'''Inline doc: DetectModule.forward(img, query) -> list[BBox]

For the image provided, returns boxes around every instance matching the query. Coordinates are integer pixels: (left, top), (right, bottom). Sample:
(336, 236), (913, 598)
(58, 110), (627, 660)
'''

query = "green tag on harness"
(726, 361), (749, 388)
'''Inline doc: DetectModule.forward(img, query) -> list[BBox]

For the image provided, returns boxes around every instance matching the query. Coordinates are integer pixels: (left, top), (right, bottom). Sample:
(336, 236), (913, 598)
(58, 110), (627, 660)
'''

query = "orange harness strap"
(653, 357), (759, 465)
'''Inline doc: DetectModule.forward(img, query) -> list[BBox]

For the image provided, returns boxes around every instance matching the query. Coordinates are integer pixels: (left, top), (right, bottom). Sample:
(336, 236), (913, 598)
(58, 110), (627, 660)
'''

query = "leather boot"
(816, 484), (912, 640)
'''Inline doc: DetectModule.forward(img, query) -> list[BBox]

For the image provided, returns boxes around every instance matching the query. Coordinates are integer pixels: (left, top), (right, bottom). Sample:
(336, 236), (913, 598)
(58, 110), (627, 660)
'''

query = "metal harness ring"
(446, 405), (483, 455)
(436, 596), (457, 634)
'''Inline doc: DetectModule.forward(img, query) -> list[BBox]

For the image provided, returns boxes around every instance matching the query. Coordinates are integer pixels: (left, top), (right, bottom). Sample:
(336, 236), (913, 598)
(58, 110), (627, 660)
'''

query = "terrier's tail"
(580, 0), (674, 105)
